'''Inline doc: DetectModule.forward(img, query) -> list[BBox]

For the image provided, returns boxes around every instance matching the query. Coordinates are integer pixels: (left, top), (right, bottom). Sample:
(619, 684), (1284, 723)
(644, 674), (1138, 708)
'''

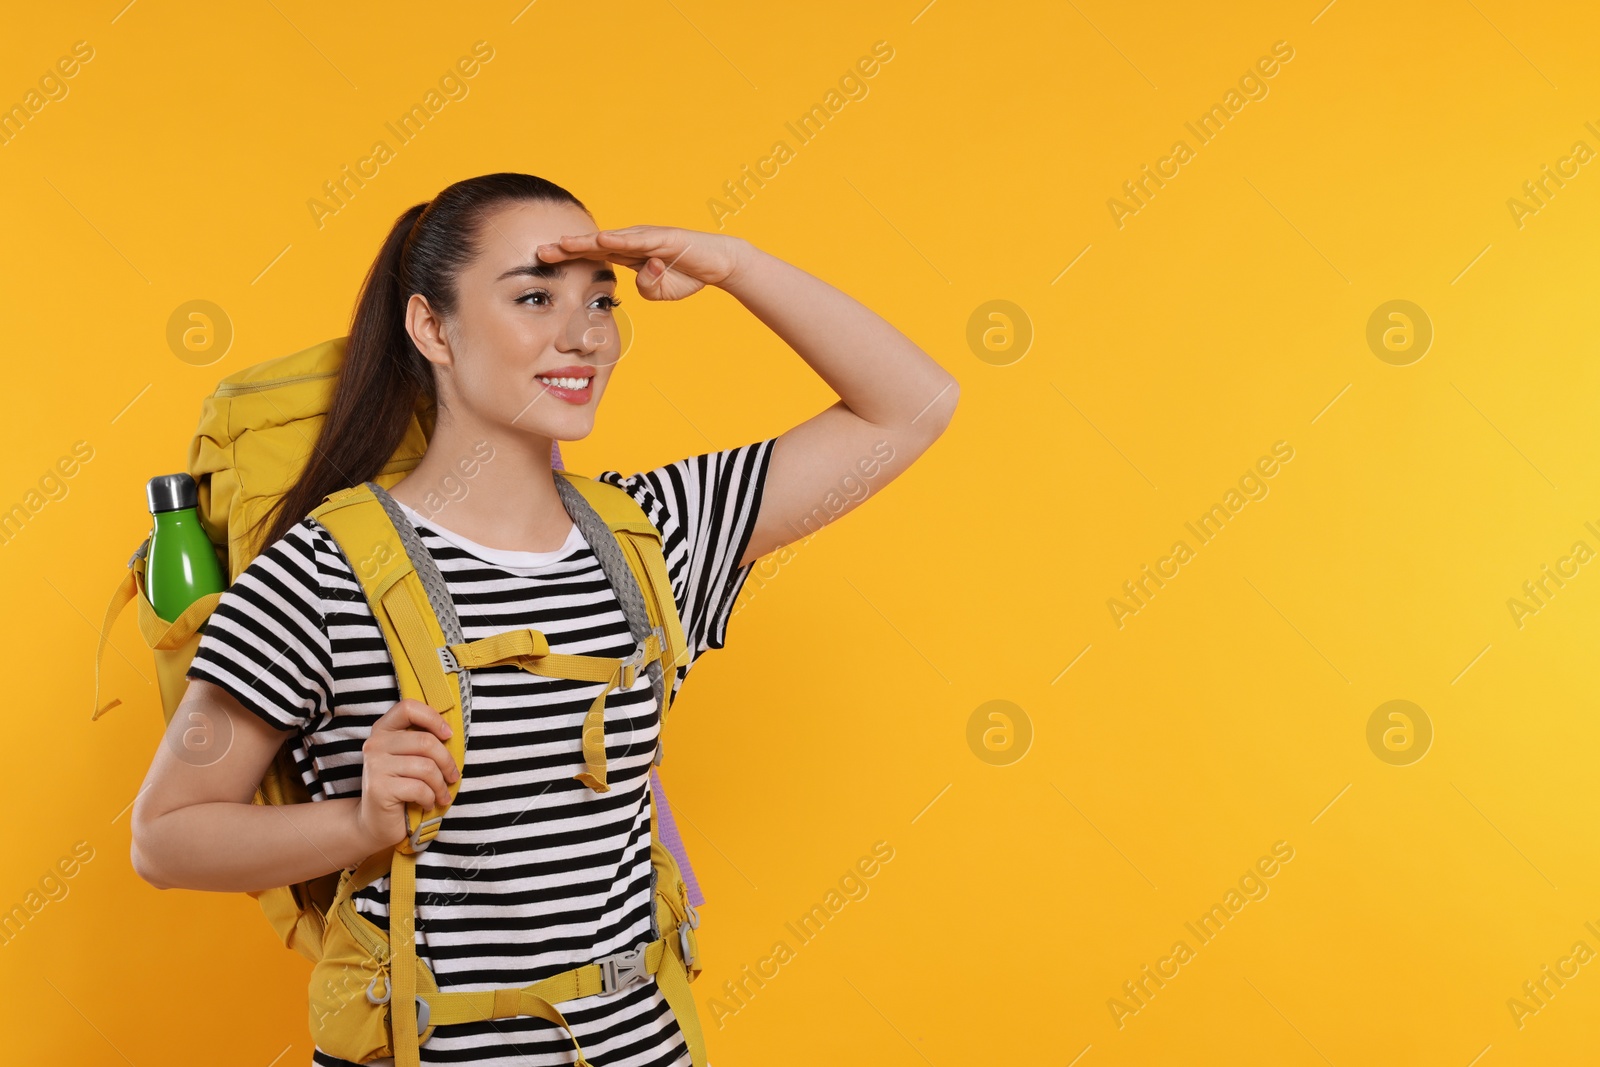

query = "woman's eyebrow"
(496, 261), (617, 284)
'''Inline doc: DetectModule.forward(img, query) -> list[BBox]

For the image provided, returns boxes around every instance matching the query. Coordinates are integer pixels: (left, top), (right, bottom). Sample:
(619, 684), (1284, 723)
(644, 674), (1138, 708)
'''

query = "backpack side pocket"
(309, 890), (440, 1059)
(132, 559), (222, 727)
(91, 543), (222, 725)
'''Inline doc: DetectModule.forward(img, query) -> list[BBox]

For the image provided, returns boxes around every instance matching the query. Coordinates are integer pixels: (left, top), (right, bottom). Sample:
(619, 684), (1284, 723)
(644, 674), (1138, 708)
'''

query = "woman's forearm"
(135, 795), (375, 894)
(720, 241), (958, 431)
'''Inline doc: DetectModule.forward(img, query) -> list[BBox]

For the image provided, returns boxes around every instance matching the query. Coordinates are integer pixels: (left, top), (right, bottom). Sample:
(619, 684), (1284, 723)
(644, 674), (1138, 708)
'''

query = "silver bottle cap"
(147, 473), (198, 514)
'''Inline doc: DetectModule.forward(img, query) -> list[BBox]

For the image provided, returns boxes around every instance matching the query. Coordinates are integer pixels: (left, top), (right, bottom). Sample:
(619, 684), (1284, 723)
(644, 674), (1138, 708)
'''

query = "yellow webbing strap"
(654, 926), (706, 1064)
(349, 848), (393, 894)
(425, 938), (665, 1025)
(391, 849), (422, 1067)
(445, 627), (665, 792)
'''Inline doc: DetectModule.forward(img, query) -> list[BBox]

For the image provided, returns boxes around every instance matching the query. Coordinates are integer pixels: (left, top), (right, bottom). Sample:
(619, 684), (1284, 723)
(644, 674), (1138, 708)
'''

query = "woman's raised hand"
(535, 226), (750, 301)
(355, 698), (460, 851)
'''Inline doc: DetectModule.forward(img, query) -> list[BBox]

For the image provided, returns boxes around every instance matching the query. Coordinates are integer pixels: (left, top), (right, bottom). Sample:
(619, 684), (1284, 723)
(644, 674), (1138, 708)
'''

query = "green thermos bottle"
(145, 473), (226, 622)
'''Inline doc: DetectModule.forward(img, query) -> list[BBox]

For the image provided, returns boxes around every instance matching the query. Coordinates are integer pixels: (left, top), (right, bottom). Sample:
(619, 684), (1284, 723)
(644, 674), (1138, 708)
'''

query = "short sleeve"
(186, 518), (336, 734)
(598, 436), (776, 689)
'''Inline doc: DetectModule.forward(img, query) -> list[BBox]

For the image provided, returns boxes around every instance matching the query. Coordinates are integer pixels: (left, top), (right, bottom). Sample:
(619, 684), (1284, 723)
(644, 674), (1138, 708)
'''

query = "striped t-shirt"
(186, 438), (775, 1066)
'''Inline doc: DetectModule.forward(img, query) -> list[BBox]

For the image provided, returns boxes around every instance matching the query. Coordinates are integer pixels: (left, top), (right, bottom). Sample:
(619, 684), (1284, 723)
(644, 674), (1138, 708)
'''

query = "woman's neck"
(385, 425), (573, 553)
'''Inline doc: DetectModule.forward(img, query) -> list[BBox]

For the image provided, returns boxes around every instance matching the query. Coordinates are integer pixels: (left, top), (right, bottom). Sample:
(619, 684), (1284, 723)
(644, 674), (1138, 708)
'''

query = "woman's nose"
(572, 307), (613, 351)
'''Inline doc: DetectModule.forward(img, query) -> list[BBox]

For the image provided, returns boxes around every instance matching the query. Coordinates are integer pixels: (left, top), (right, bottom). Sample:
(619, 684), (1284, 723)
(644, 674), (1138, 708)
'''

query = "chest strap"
(440, 625), (666, 792)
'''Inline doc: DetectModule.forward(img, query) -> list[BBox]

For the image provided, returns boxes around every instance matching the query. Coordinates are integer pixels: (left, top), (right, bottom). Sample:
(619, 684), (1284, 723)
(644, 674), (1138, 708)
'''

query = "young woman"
(130, 172), (958, 1065)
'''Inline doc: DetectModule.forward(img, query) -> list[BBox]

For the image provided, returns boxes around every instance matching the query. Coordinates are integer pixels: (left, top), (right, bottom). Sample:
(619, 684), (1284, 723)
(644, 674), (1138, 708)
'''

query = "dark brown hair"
(254, 172), (589, 552)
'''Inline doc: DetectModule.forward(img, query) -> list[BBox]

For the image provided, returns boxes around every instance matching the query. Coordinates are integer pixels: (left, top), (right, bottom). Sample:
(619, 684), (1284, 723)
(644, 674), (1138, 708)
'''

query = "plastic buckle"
(599, 944), (648, 994)
(127, 538), (149, 569)
(678, 902), (701, 968)
(365, 944), (430, 1035)
(437, 646), (460, 672)
(617, 637), (647, 690)
(620, 627), (659, 694)
(675, 902), (700, 966)
(408, 815), (444, 852)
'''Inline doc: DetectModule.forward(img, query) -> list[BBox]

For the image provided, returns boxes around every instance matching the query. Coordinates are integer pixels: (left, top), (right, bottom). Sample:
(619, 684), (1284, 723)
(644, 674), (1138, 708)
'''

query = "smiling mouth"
(535, 374), (595, 404)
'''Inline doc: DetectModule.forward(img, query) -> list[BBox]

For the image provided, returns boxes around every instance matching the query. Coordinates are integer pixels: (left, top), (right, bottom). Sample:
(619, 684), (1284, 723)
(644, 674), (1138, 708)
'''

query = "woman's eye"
(515, 291), (622, 311)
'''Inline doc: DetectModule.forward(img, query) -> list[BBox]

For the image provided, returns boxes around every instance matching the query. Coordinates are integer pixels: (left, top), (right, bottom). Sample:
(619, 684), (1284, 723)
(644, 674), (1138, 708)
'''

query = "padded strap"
(383, 584), (461, 727)
(554, 474), (672, 736)
(313, 486), (466, 855)
(365, 482), (475, 736)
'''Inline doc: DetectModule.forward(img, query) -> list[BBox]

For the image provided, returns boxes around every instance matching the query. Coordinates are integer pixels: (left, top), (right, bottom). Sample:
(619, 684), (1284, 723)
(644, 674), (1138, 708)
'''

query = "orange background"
(8, 1), (1600, 1063)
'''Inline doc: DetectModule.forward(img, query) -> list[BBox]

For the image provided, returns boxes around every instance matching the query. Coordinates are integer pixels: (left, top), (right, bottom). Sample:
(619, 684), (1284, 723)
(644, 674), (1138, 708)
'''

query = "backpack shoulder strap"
(554, 470), (689, 746)
(556, 470), (661, 538)
(311, 481), (474, 1058)
(309, 481), (467, 855)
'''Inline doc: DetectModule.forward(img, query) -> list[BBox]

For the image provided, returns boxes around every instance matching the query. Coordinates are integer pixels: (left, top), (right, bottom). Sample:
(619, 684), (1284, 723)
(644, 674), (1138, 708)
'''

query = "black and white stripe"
(187, 437), (775, 1066)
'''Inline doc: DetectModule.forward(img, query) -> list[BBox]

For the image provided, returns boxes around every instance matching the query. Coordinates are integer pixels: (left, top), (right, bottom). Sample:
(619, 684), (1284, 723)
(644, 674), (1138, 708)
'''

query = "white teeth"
(537, 375), (591, 390)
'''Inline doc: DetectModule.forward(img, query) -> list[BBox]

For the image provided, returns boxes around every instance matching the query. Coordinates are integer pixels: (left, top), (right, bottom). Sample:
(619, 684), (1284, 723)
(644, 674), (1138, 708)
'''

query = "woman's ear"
(406, 292), (454, 369)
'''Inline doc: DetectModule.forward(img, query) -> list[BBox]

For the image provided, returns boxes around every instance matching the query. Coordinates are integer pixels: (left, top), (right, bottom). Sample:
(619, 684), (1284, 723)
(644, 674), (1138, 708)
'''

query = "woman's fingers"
(537, 229), (674, 266)
(373, 697), (453, 742)
(383, 754), (453, 808)
(533, 226), (714, 300)
(358, 699), (461, 849)
(384, 727), (460, 782)
(366, 698), (459, 808)
(536, 243), (650, 271)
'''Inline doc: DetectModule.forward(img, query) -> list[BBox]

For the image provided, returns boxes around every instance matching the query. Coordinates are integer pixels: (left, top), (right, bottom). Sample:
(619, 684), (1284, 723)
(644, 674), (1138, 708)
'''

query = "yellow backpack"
(90, 336), (708, 1067)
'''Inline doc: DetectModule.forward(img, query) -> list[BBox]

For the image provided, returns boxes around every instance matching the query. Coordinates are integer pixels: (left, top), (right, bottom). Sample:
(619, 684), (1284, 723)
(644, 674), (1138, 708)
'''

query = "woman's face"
(414, 198), (622, 446)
